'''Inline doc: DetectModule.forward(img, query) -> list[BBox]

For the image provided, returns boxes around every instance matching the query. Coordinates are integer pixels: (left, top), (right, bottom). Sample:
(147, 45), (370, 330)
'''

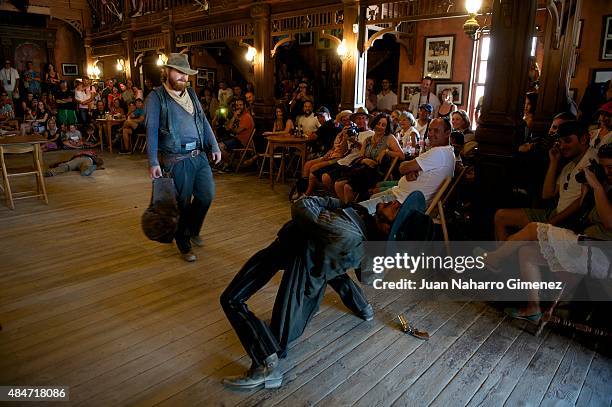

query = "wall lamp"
(337, 39), (350, 61)
(87, 60), (101, 78)
(156, 53), (168, 66)
(116, 58), (126, 71)
(245, 46), (256, 63)
(463, 0), (484, 41)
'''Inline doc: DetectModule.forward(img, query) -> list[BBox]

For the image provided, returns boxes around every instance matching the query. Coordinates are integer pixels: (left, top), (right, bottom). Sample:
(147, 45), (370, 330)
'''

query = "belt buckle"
(189, 149), (199, 157)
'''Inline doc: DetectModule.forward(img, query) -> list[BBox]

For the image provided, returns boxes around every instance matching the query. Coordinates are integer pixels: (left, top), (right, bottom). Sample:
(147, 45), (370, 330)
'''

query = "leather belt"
(162, 149), (202, 165)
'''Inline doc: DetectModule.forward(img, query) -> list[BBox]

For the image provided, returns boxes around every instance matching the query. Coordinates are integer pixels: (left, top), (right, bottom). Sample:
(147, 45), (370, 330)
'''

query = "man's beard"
(168, 76), (186, 92)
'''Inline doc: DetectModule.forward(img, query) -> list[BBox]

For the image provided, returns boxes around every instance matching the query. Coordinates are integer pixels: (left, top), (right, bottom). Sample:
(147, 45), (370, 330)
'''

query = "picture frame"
(574, 19), (583, 48)
(435, 83), (464, 106)
(197, 77), (207, 87)
(399, 82), (421, 104)
(298, 32), (313, 45)
(196, 67), (216, 87)
(601, 15), (612, 60)
(61, 63), (79, 76)
(423, 35), (454, 80)
(591, 68), (612, 84)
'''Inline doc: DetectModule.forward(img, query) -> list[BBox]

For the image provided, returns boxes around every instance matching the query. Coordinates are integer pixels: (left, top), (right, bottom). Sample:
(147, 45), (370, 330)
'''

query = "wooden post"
(121, 31), (135, 82)
(531, 0), (582, 134)
(340, 0), (366, 110)
(251, 3), (275, 125)
(474, 0), (537, 209)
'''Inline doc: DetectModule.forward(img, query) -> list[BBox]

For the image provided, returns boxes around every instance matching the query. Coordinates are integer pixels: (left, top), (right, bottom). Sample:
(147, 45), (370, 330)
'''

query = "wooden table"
(96, 118), (125, 153)
(0, 134), (48, 209)
(264, 133), (309, 187)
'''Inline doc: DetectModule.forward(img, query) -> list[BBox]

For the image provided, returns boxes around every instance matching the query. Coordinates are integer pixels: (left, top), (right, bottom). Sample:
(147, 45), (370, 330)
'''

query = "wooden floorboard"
(0, 152), (610, 407)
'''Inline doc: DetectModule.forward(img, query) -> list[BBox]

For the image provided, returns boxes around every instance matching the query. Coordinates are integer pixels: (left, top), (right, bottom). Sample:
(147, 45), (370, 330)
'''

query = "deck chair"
(231, 128), (257, 173)
(383, 156), (401, 181)
(0, 144), (48, 210)
(425, 166), (469, 242)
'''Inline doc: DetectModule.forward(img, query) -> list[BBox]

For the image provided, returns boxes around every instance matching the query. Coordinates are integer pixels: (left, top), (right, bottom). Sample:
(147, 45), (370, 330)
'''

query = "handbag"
(141, 177), (179, 243)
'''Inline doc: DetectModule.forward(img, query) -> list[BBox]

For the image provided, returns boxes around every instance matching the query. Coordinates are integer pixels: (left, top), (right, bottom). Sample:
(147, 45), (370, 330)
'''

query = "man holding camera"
(495, 120), (598, 241)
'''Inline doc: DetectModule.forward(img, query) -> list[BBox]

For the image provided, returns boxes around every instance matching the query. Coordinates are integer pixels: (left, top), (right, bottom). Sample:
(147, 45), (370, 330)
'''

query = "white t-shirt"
(589, 128), (612, 150)
(409, 92), (440, 117)
(75, 89), (89, 110)
(398, 126), (419, 150)
(296, 114), (320, 134)
(337, 130), (374, 166)
(0, 67), (20, 92)
(392, 145), (455, 204)
(556, 148), (598, 213)
(376, 91), (398, 112)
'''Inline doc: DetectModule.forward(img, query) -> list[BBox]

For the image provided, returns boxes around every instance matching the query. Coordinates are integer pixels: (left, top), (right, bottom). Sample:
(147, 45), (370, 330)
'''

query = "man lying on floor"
(220, 191), (426, 389)
(44, 150), (103, 177)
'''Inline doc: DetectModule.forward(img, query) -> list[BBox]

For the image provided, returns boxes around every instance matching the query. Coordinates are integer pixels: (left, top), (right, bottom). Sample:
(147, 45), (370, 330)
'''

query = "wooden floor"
(0, 152), (611, 407)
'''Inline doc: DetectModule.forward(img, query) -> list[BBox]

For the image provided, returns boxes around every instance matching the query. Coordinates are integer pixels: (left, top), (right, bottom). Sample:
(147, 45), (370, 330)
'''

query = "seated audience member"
(295, 100), (319, 136)
(360, 117), (455, 213)
(315, 111), (376, 193)
(84, 124), (99, 147)
(376, 79), (398, 112)
(390, 109), (402, 134)
(271, 105), (294, 133)
(121, 99), (145, 153)
(217, 81), (233, 108)
(436, 88), (458, 119)
(352, 107), (371, 132)
(33, 101), (49, 133)
(589, 101), (611, 150)
(109, 98), (125, 117)
(62, 123), (84, 149)
(301, 110), (350, 183)
(20, 107), (35, 135)
(450, 110), (474, 142)
(522, 92), (538, 139)
(245, 91), (255, 115)
(221, 192), (426, 389)
(91, 100), (108, 121)
(42, 117), (60, 151)
(396, 111), (419, 152)
(483, 143), (612, 321)
(107, 86), (122, 110)
(365, 78), (377, 112)
(120, 82), (135, 105)
(219, 98), (254, 164)
(494, 121), (597, 241)
(518, 111), (575, 154)
(415, 104), (433, 139)
(310, 106), (340, 153)
(45, 150), (103, 177)
(200, 88), (219, 123)
(409, 76), (440, 117)
(289, 81), (313, 121)
(334, 113), (404, 203)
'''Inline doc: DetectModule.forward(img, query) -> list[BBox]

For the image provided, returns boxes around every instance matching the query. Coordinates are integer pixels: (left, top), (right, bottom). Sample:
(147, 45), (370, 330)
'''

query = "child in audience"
(84, 124), (99, 147)
(42, 117), (60, 151)
(63, 123), (83, 149)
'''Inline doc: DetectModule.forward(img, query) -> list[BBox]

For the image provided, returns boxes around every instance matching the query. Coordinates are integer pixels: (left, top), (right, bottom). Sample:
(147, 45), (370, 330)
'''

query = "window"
(469, 35), (490, 128)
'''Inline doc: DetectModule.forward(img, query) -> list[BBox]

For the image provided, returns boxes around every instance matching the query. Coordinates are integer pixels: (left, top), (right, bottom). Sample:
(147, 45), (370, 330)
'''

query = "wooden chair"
(425, 166), (469, 242)
(383, 156), (400, 181)
(0, 144), (48, 210)
(132, 130), (147, 153)
(257, 140), (284, 179)
(230, 128), (257, 173)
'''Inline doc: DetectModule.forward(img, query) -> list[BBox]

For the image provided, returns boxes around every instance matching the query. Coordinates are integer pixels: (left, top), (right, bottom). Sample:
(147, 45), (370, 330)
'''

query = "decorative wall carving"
(175, 21), (254, 46)
(271, 6), (344, 36)
(133, 34), (165, 52)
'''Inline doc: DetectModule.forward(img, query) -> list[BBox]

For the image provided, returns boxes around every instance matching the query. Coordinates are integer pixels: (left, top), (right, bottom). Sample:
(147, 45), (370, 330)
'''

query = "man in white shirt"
(409, 76), (440, 118)
(218, 81), (233, 107)
(494, 121), (596, 241)
(589, 101), (611, 150)
(359, 118), (455, 213)
(0, 60), (20, 100)
(296, 100), (320, 135)
(376, 79), (398, 112)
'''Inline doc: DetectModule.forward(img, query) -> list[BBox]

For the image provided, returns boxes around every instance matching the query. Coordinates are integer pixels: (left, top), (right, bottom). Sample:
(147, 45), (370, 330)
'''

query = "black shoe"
(222, 354), (282, 389)
(358, 304), (374, 321)
(190, 235), (204, 247)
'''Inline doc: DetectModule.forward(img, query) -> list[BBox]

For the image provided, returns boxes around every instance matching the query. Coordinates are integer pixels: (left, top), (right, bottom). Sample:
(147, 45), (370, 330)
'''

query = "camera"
(575, 159), (606, 184)
(345, 124), (359, 140)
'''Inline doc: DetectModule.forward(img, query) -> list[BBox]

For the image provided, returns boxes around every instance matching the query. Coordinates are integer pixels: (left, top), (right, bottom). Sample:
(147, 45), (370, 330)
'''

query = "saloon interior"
(0, 0), (611, 405)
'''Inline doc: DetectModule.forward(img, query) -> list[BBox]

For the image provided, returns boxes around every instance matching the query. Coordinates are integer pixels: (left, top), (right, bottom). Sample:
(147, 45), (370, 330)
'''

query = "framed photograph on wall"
(423, 35), (454, 80)
(435, 83), (464, 105)
(298, 32), (313, 45)
(399, 83), (421, 104)
(601, 15), (612, 60)
(591, 68), (612, 84)
(61, 63), (79, 76)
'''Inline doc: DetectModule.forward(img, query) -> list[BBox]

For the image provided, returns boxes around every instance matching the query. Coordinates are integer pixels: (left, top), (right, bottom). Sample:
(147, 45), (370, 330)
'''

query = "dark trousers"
(220, 236), (369, 366)
(163, 154), (215, 253)
(78, 108), (89, 126)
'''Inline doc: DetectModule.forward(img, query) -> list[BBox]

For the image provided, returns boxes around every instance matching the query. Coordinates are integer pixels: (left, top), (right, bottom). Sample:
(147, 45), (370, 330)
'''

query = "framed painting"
(601, 15), (612, 60)
(399, 82), (421, 104)
(61, 63), (79, 76)
(435, 82), (464, 105)
(423, 35), (454, 80)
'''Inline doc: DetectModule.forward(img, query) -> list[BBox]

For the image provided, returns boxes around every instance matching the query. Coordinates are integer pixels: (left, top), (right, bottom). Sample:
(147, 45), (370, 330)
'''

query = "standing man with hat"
(145, 53), (221, 262)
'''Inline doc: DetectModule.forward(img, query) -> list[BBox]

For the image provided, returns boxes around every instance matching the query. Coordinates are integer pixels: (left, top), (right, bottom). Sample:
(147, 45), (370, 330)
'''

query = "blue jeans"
(163, 154), (215, 253)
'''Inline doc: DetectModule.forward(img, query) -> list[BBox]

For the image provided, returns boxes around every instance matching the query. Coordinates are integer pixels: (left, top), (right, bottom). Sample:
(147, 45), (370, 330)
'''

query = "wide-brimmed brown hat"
(336, 109), (353, 122)
(163, 53), (198, 75)
(351, 106), (370, 121)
